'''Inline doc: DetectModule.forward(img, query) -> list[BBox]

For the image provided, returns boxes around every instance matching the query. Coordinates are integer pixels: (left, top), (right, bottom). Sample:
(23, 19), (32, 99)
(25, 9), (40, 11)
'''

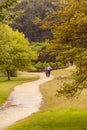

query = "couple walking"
(45, 66), (52, 77)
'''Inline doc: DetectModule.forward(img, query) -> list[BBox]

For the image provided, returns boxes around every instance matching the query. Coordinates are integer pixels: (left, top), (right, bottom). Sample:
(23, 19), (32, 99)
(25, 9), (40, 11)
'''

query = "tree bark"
(6, 69), (11, 80)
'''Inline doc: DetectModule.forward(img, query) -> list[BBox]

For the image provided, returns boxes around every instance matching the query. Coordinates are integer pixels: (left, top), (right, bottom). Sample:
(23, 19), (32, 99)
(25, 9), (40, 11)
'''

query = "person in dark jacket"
(45, 66), (52, 77)
(70, 59), (73, 66)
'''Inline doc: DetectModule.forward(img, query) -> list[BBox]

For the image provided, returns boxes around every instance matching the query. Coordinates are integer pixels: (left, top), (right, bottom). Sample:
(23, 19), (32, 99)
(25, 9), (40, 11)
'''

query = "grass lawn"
(6, 109), (87, 130)
(0, 72), (39, 105)
(6, 66), (87, 130)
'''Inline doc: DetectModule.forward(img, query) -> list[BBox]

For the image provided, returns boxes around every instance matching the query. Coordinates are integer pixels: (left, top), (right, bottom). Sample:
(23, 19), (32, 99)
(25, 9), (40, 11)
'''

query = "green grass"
(6, 109), (87, 130)
(0, 72), (39, 105)
(5, 66), (87, 130)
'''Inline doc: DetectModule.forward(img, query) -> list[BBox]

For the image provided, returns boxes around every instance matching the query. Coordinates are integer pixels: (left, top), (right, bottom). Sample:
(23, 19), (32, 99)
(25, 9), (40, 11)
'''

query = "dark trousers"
(46, 71), (50, 77)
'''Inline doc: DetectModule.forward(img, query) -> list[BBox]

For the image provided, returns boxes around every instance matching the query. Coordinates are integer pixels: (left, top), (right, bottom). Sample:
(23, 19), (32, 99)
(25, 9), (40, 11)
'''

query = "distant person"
(45, 66), (52, 77)
(70, 59), (73, 66)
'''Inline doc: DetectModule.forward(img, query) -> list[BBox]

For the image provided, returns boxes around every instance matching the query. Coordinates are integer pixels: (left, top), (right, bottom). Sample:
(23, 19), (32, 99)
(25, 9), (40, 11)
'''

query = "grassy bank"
(0, 72), (39, 105)
(6, 109), (87, 130)
(6, 66), (87, 130)
(40, 66), (87, 109)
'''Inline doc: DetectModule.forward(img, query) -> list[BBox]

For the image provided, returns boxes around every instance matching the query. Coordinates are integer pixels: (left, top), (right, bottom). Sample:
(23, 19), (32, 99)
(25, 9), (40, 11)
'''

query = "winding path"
(0, 72), (53, 130)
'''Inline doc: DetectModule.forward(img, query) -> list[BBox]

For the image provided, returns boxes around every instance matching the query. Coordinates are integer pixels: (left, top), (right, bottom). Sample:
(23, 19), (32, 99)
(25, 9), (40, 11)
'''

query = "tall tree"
(0, 23), (37, 80)
(40, 0), (87, 96)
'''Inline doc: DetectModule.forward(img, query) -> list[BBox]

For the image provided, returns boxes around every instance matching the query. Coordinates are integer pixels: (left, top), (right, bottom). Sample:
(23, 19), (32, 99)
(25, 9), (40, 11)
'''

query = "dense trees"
(11, 0), (58, 42)
(0, 0), (20, 23)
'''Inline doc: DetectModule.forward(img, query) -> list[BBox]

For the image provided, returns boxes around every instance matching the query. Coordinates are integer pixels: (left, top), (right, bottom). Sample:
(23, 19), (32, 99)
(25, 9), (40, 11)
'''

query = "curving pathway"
(0, 72), (53, 130)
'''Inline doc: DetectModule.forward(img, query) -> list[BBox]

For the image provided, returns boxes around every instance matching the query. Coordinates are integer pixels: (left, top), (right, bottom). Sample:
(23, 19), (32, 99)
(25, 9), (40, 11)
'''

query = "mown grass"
(0, 72), (39, 105)
(6, 109), (87, 130)
(6, 66), (87, 130)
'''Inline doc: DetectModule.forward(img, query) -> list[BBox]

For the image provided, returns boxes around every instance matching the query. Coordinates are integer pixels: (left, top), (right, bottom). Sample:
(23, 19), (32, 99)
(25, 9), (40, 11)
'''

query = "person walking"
(45, 66), (52, 77)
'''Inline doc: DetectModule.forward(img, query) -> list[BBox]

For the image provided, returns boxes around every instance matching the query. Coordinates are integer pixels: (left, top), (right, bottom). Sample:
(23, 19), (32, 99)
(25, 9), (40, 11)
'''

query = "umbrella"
(45, 67), (52, 71)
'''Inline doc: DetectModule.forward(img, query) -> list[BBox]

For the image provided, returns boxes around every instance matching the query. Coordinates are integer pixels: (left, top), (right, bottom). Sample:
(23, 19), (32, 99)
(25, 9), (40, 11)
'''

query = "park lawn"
(0, 72), (39, 105)
(6, 109), (87, 130)
(6, 66), (87, 130)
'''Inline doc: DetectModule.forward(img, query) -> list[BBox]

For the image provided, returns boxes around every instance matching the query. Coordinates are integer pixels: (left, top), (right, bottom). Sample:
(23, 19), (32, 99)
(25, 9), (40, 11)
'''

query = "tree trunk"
(6, 69), (11, 80)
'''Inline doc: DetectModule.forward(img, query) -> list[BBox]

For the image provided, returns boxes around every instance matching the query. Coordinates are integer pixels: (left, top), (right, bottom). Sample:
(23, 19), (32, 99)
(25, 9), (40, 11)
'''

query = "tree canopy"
(0, 23), (37, 80)
(39, 0), (87, 96)
(11, 0), (59, 42)
(0, 0), (21, 23)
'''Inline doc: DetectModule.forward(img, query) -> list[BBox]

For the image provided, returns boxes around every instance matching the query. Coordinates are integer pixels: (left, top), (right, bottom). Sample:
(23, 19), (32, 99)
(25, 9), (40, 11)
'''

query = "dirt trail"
(0, 72), (53, 130)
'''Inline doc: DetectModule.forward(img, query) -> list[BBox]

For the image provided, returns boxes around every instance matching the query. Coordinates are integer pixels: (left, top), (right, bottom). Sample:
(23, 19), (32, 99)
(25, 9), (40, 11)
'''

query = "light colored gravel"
(0, 72), (53, 130)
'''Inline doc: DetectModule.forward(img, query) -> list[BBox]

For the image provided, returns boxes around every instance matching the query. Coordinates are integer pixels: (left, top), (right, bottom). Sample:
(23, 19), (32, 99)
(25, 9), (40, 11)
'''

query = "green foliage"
(34, 61), (64, 72)
(61, 50), (87, 97)
(40, 0), (87, 96)
(0, 0), (21, 23)
(31, 42), (49, 52)
(0, 69), (17, 77)
(0, 23), (37, 80)
(11, 0), (58, 42)
(30, 42), (64, 69)
(55, 0), (87, 96)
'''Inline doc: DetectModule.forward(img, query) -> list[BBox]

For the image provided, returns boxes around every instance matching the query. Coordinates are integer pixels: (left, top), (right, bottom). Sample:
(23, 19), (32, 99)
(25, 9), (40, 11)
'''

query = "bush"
(0, 69), (17, 77)
(34, 62), (65, 72)
(10, 70), (17, 77)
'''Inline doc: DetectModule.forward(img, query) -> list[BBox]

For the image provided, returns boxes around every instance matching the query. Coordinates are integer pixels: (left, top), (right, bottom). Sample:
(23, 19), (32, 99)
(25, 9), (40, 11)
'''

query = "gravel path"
(0, 72), (53, 130)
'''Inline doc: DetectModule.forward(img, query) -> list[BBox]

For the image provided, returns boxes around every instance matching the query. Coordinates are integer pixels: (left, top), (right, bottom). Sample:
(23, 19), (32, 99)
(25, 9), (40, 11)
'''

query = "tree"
(39, 0), (87, 96)
(53, 0), (87, 96)
(0, 23), (37, 80)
